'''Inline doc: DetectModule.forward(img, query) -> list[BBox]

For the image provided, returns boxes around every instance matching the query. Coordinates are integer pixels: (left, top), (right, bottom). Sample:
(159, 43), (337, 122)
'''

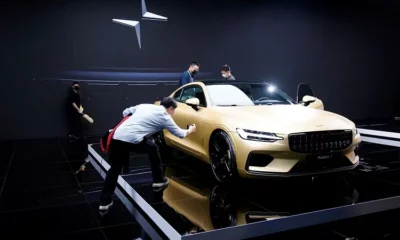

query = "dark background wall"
(1, 0), (400, 140)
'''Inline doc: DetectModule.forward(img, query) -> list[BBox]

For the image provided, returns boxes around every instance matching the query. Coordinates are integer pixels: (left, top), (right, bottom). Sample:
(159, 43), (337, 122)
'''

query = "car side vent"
(247, 153), (274, 168)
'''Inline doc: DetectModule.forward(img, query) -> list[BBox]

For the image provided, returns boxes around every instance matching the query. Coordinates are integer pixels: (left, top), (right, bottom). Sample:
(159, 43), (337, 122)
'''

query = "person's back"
(114, 104), (175, 143)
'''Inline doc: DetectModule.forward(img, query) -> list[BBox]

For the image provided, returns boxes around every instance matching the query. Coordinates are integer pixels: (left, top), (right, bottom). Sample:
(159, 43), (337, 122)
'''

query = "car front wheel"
(209, 131), (238, 183)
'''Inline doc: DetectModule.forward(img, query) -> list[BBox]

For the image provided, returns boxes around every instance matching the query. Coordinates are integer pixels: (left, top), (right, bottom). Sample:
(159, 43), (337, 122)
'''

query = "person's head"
(221, 64), (231, 79)
(188, 61), (200, 75)
(160, 97), (178, 115)
(72, 81), (80, 92)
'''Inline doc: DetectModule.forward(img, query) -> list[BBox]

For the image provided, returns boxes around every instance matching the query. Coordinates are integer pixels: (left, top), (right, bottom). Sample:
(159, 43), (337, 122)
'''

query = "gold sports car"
(155, 81), (361, 183)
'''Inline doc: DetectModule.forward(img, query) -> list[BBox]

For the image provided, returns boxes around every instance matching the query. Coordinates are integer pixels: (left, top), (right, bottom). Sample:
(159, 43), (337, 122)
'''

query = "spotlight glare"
(268, 85), (276, 93)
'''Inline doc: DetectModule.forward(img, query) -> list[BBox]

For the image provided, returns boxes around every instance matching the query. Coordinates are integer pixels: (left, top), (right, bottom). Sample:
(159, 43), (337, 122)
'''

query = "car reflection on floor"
(89, 140), (400, 239)
(155, 165), (359, 235)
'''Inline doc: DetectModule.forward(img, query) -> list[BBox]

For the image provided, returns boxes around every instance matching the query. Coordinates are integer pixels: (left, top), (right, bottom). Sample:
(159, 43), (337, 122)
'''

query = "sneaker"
(152, 179), (169, 188)
(99, 201), (114, 211)
(152, 184), (168, 192)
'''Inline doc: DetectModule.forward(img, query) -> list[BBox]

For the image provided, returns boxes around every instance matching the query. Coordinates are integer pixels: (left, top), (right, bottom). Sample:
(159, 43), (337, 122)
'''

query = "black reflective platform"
(89, 138), (400, 240)
(0, 138), (153, 240)
(357, 121), (400, 133)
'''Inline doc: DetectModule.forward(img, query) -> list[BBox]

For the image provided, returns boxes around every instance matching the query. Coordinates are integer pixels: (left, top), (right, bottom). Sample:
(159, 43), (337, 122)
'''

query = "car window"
(205, 84), (294, 106)
(206, 85), (255, 106)
(173, 89), (182, 101)
(243, 84), (294, 105)
(180, 86), (207, 107)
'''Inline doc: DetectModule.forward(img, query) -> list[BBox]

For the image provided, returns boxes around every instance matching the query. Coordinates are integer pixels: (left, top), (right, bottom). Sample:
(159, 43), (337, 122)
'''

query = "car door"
(167, 84), (208, 157)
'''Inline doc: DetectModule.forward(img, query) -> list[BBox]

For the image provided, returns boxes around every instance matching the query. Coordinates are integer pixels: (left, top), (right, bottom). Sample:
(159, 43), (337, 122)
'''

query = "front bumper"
(229, 132), (361, 178)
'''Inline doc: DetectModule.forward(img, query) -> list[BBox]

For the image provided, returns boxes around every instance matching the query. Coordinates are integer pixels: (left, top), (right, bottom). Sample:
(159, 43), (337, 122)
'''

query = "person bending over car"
(99, 97), (196, 212)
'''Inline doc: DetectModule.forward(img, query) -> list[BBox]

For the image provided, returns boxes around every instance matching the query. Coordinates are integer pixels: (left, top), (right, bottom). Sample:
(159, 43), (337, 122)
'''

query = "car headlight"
(237, 128), (283, 142)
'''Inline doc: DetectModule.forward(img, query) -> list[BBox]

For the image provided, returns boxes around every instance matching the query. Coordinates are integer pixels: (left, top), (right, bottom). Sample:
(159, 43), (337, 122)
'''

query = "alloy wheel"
(210, 133), (234, 183)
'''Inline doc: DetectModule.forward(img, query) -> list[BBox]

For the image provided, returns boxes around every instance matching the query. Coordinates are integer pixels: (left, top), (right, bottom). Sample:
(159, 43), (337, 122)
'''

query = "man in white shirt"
(99, 97), (196, 212)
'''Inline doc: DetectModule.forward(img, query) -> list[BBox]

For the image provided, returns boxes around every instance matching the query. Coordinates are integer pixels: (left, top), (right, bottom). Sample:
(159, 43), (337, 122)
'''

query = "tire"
(154, 131), (174, 160)
(210, 184), (237, 229)
(209, 131), (238, 183)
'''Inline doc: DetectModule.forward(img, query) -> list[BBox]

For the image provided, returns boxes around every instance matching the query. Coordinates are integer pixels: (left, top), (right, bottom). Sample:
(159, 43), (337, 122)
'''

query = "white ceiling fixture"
(112, 0), (167, 49)
(112, 19), (141, 49)
(141, 0), (168, 21)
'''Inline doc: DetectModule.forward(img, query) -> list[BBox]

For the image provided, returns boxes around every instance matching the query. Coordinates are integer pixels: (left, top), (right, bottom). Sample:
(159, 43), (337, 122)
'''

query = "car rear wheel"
(209, 131), (238, 183)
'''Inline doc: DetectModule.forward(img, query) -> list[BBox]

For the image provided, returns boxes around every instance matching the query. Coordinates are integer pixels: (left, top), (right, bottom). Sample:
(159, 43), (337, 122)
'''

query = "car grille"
(289, 130), (353, 154)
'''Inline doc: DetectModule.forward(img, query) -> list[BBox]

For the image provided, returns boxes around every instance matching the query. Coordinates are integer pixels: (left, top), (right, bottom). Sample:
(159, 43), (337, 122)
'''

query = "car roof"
(197, 80), (271, 86)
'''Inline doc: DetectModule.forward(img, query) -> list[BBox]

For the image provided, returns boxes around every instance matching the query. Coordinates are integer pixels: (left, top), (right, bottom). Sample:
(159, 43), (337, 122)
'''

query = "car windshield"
(206, 83), (295, 106)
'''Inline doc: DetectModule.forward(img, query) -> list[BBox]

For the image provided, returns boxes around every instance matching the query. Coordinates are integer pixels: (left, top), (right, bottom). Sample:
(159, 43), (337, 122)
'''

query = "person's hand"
(188, 124), (196, 134)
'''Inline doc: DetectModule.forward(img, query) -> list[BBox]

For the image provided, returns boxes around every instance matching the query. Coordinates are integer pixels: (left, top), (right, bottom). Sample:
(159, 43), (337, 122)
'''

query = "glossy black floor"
(0, 138), (148, 240)
(88, 122), (400, 239)
(2, 121), (400, 239)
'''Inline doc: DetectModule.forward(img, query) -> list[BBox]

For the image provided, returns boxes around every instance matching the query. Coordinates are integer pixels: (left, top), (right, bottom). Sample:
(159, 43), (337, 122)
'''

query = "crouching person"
(99, 97), (196, 212)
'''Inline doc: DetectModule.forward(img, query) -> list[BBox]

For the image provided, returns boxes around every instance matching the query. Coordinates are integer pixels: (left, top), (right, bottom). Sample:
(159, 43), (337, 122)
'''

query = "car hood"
(213, 105), (355, 134)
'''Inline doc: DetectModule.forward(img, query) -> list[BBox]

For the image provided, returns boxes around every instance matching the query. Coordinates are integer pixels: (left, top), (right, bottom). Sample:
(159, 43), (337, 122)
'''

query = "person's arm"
(69, 93), (82, 114)
(161, 114), (196, 138)
(72, 102), (81, 112)
(122, 106), (137, 117)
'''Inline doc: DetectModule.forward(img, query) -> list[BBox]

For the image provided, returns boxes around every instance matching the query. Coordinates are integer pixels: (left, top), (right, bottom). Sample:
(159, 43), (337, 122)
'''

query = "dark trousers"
(67, 113), (83, 137)
(100, 138), (164, 205)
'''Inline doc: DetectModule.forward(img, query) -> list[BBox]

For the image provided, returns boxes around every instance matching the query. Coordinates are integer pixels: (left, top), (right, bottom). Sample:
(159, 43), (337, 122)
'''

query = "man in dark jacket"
(179, 61), (200, 87)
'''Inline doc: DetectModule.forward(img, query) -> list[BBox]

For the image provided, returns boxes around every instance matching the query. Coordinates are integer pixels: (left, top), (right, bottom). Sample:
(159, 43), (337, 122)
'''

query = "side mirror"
(297, 83), (315, 103)
(300, 95), (324, 110)
(302, 95), (316, 104)
(185, 98), (200, 107)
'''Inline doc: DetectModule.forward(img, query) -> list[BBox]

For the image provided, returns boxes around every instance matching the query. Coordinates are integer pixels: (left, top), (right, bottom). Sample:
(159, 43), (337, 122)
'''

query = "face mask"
(192, 70), (198, 75)
(222, 73), (227, 78)
(73, 86), (80, 91)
